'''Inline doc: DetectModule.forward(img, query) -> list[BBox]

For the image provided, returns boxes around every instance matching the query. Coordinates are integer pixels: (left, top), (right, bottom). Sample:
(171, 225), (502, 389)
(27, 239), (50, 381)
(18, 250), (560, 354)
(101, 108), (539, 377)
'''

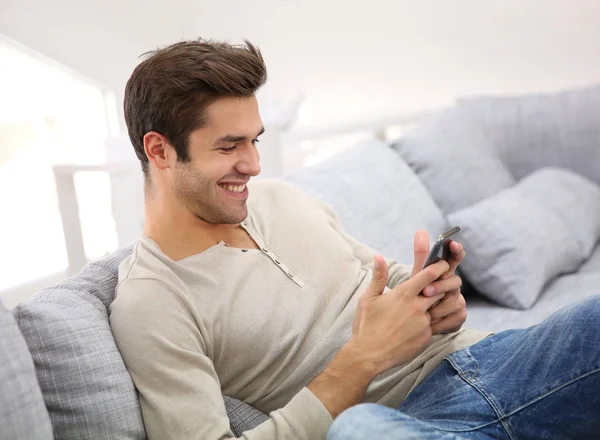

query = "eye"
(252, 139), (260, 145)
(220, 146), (236, 153)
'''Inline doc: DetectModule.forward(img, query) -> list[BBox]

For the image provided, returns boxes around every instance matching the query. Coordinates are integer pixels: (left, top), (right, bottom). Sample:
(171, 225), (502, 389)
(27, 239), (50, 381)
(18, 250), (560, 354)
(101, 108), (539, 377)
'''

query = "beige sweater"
(109, 179), (489, 440)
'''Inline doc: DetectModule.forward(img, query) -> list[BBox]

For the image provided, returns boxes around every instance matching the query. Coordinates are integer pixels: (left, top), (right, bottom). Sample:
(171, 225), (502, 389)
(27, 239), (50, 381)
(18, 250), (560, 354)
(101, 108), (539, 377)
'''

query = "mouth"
(218, 182), (248, 199)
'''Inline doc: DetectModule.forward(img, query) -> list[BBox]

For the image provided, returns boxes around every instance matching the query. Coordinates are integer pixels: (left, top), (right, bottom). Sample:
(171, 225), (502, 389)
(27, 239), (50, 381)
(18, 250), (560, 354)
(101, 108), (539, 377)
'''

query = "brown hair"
(124, 38), (267, 176)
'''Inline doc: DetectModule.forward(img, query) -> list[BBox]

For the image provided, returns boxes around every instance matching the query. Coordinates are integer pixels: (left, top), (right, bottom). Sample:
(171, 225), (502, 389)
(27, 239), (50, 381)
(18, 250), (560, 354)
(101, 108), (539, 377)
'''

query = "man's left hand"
(410, 230), (467, 335)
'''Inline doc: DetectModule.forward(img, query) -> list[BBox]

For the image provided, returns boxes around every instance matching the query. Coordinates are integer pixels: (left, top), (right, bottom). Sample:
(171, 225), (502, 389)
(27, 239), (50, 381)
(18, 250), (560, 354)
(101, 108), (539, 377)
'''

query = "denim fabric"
(328, 296), (600, 440)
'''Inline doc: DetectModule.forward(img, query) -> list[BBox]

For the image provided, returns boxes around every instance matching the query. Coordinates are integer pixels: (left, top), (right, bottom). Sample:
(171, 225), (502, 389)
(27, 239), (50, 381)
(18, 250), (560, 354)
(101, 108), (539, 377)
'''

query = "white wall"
(2, 0), (599, 131)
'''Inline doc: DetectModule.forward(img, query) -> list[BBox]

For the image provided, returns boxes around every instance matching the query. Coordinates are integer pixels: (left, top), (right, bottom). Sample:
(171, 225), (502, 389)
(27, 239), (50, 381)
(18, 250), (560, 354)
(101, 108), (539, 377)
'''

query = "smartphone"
(422, 226), (461, 269)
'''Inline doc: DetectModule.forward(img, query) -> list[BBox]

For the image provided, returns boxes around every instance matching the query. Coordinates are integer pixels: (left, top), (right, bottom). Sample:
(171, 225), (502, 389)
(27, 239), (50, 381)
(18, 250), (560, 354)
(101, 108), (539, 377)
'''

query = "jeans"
(327, 296), (600, 440)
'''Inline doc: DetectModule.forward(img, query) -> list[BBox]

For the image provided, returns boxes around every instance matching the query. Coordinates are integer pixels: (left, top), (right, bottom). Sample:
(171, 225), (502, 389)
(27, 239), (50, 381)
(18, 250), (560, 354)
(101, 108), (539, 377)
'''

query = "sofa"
(392, 83), (600, 330)
(2, 84), (599, 439)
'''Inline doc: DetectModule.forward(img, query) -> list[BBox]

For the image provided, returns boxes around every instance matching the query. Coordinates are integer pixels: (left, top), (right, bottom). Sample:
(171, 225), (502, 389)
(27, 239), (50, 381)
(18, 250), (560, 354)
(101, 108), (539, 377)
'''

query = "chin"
(217, 205), (248, 224)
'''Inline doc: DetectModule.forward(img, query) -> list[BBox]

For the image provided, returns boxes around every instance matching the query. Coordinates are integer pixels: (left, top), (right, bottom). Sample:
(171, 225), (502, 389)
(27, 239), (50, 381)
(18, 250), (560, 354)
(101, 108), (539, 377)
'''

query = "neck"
(143, 188), (242, 258)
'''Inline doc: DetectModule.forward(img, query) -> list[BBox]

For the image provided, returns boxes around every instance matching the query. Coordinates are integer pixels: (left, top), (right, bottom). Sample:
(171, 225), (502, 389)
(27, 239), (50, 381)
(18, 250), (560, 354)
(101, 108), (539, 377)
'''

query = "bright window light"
(0, 36), (118, 291)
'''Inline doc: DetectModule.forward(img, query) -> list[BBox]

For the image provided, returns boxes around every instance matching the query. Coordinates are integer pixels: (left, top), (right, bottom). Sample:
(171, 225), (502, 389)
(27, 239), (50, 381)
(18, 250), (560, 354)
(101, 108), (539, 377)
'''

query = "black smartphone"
(422, 226), (461, 269)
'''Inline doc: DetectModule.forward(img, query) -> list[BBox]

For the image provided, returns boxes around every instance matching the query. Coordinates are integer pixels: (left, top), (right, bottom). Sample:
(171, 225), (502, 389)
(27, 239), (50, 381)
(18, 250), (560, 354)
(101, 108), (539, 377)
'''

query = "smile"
(218, 183), (247, 193)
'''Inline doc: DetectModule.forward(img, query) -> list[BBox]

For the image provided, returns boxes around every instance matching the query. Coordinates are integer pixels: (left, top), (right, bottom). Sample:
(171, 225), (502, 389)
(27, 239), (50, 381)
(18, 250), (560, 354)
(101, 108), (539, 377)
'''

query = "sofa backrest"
(457, 84), (600, 186)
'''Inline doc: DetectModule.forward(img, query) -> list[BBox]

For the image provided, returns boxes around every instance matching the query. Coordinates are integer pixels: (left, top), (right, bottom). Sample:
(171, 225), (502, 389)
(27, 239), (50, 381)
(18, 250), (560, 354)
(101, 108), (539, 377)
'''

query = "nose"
(235, 143), (261, 177)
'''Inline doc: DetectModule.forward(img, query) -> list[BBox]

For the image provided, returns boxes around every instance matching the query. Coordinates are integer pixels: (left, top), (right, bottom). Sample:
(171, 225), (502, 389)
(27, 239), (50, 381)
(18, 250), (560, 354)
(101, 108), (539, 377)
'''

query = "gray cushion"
(449, 168), (600, 309)
(15, 248), (268, 439)
(284, 139), (448, 264)
(14, 248), (146, 440)
(0, 299), (53, 440)
(394, 107), (516, 214)
(457, 84), (600, 186)
(225, 397), (269, 437)
(580, 242), (600, 274)
(513, 168), (600, 258)
(466, 278), (600, 333)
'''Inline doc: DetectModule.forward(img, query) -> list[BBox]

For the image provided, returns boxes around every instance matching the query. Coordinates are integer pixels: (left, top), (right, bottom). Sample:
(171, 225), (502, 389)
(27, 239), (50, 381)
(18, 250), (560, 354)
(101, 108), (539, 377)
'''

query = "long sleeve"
(109, 278), (333, 440)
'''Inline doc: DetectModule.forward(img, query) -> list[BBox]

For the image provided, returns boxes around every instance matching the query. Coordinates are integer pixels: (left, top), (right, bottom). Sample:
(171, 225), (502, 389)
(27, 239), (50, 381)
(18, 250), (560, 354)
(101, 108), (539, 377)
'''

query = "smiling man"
(109, 39), (600, 440)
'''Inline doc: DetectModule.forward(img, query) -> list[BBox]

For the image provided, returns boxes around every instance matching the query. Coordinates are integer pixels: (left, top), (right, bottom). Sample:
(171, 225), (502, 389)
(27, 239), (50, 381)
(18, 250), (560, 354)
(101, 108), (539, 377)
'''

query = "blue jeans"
(327, 296), (600, 440)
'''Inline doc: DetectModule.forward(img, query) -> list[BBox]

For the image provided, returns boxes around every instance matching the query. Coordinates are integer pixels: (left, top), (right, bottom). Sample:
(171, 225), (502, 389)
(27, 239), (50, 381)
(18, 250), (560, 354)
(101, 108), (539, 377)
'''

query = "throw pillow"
(394, 107), (516, 214)
(284, 139), (449, 265)
(449, 168), (600, 309)
(14, 248), (147, 440)
(0, 299), (53, 440)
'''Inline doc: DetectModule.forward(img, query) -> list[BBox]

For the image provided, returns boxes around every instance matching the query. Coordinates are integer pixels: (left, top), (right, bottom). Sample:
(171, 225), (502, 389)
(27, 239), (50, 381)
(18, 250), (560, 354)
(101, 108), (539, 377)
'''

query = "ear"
(144, 131), (174, 171)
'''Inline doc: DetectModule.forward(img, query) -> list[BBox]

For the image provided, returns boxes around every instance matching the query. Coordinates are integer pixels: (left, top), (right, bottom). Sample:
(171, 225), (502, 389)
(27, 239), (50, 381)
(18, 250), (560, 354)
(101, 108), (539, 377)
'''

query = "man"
(109, 39), (600, 440)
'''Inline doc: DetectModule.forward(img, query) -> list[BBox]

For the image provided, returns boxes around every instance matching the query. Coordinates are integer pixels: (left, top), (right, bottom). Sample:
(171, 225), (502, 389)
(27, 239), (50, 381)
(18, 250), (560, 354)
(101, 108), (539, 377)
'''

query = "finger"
(420, 292), (446, 310)
(406, 259), (450, 294)
(422, 275), (463, 297)
(428, 291), (464, 322)
(364, 255), (389, 298)
(410, 229), (430, 278)
(441, 241), (465, 280)
(430, 309), (467, 335)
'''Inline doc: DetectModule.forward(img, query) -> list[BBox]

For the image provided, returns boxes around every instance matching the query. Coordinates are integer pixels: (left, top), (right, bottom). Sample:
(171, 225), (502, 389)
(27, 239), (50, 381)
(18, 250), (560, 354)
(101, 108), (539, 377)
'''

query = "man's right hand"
(349, 255), (449, 376)
(307, 255), (449, 419)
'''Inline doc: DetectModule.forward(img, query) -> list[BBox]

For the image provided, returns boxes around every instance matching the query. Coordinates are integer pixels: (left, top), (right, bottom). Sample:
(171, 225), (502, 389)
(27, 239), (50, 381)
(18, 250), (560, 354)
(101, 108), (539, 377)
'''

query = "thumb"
(366, 255), (389, 297)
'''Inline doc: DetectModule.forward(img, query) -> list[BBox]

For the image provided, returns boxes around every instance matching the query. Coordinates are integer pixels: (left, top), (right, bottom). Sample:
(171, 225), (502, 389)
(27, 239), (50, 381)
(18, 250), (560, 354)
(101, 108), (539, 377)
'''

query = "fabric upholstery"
(15, 247), (268, 439)
(394, 107), (516, 214)
(14, 248), (146, 440)
(457, 84), (600, 186)
(284, 139), (449, 264)
(512, 168), (600, 258)
(466, 272), (600, 332)
(0, 299), (53, 440)
(449, 168), (600, 309)
(225, 396), (269, 437)
(580, 242), (600, 274)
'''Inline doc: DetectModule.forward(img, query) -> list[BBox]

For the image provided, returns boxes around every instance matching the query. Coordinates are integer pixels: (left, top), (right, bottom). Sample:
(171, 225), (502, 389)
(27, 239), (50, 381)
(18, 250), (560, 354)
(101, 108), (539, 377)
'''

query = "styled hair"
(124, 38), (267, 175)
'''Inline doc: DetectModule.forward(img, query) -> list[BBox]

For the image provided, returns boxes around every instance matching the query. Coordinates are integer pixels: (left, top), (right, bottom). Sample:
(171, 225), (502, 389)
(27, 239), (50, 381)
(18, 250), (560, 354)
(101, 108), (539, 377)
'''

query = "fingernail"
(374, 256), (381, 270)
(423, 286), (435, 296)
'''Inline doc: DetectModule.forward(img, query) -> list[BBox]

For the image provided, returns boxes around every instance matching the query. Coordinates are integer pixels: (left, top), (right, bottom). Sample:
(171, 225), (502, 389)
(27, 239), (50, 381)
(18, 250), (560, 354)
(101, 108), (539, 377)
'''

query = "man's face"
(171, 95), (263, 225)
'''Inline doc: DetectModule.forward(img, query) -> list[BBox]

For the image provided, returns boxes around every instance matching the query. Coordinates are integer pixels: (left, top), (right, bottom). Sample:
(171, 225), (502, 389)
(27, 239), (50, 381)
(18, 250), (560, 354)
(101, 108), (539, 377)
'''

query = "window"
(0, 36), (118, 292)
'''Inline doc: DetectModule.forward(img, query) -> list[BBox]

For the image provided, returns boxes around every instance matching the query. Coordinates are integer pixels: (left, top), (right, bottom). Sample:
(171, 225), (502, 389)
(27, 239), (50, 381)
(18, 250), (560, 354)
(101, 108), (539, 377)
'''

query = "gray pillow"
(449, 168), (600, 309)
(457, 84), (600, 186)
(0, 299), (53, 440)
(14, 248), (147, 440)
(394, 107), (516, 214)
(14, 248), (268, 439)
(284, 139), (449, 264)
(514, 168), (600, 258)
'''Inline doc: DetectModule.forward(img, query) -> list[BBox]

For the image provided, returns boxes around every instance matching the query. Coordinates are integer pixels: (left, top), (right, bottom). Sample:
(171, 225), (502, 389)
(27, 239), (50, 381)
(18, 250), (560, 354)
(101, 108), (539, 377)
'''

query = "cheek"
(174, 166), (210, 197)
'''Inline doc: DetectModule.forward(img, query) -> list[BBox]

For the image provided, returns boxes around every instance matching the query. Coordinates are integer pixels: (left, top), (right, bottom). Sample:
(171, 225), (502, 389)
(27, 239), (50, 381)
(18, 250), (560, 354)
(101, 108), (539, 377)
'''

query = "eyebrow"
(215, 127), (265, 144)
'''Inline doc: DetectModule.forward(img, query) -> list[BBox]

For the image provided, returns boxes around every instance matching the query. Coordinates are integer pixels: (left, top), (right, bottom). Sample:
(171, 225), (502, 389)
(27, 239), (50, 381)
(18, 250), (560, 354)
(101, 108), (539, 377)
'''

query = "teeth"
(220, 184), (246, 193)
